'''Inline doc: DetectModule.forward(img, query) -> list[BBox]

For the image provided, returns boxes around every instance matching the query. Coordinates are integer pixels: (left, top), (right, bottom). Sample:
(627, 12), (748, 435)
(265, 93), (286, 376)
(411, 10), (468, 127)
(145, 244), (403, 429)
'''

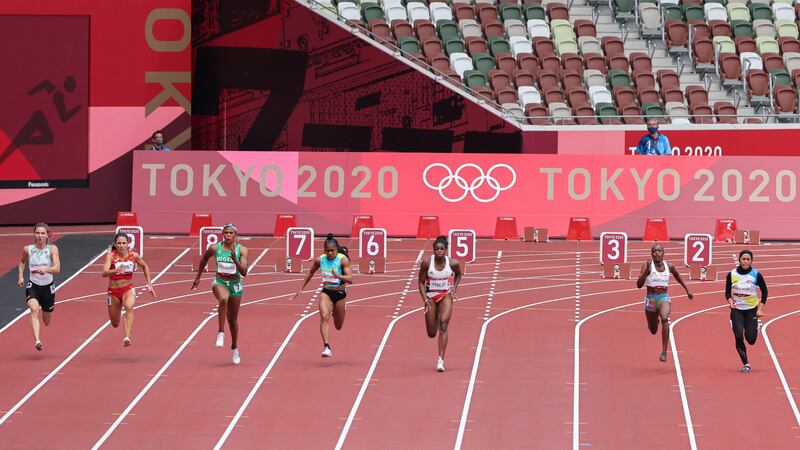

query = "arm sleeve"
(725, 272), (732, 299)
(660, 136), (672, 155)
(757, 273), (768, 304)
(635, 137), (647, 155)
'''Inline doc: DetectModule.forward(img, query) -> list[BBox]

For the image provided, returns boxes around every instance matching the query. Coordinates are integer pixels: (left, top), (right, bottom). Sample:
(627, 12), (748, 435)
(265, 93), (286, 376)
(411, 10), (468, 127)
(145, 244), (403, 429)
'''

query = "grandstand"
(305, 0), (800, 124)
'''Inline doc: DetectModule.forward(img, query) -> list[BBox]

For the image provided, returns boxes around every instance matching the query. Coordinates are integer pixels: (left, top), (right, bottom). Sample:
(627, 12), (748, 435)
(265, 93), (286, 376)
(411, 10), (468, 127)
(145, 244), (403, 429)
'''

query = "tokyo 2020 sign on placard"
(132, 152), (799, 239)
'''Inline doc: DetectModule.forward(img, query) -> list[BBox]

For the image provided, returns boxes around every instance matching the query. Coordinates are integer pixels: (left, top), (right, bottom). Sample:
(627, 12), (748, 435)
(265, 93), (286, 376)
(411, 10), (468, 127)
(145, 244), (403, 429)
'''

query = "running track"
(1, 235), (799, 449)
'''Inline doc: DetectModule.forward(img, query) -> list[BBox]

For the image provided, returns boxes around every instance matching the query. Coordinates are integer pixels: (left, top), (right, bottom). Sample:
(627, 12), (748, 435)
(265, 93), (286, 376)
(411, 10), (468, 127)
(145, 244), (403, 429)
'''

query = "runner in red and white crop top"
(102, 231), (155, 347)
(418, 236), (462, 372)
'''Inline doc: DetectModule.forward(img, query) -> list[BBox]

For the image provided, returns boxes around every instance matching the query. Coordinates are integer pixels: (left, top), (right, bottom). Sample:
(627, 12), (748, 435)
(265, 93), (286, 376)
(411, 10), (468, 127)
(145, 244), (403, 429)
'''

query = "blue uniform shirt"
(636, 133), (671, 155)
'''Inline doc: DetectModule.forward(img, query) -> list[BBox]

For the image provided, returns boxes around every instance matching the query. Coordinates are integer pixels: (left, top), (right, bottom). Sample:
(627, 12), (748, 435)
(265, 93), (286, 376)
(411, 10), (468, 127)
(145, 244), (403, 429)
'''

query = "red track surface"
(1, 234), (799, 449)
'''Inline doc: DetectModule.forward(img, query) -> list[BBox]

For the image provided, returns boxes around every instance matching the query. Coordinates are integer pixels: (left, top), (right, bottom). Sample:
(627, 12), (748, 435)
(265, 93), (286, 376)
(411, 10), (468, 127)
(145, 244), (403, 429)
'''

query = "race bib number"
(233, 282), (242, 293)
(116, 261), (135, 274)
(322, 269), (338, 285)
(217, 260), (237, 275)
(428, 279), (449, 291)
(50, 284), (56, 294)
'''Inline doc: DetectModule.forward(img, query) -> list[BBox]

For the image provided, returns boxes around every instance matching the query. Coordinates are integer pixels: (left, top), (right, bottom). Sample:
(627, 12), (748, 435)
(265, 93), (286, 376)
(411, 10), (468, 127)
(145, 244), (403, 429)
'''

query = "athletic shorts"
(426, 290), (449, 303)
(644, 293), (670, 312)
(321, 288), (347, 303)
(26, 282), (55, 312)
(107, 284), (134, 304)
(213, 276), (243, 297)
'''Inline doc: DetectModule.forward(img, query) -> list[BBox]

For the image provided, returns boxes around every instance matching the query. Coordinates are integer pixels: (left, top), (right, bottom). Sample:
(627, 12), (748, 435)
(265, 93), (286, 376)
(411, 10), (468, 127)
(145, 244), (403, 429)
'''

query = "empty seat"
(684, 4), (705, 22)
(703, 3), (728, 22)
(525, 103), (551, 125)
(629, 52), (652, 73)
(584, 69), (607, 87)
(578, 36), (603, 55)
(662, 5), (683, 22)
(429, 3), (453, 22)
(754, 21), (777, 39)
(407, 3), (430, 22)
(568, 88), (591, 107)
(463, 69), (488, 87)
(538, 70), (559, 90)
(727, 4), (750, 22)
(601, 36), (625, 56)
(773, 4), (796, 23)
(561, 70), (583, 90)
(777, 21), (800, 39)
(534, 38), (556, 56)
(429, 55), (451, 72)
(736, 36), (757, 53)
(662, 88), (685, 104)
(450, 52), (474, 77)
(415, 19), (437, 39)
(608, 69), (632, 88)
(437, 20), (459, 39)
(779, 37), (800, 53)
(385, 4), (409, 22)
(477, 4), (500, 23)
(613, 86), (638, 107)
(714, 101), (738, 123)
(502, 103), (526, 120)
(657, 70), (680, 90)
(369, 20), (394, 43)
(489, 69), (512, 91)
(574, 19), (597, 37)
(574, 106), (599, 125)
(622, 104), (645, 124)
(764, 53), (785, 71)
(771, 67), (792, 85)
(472, 52), (496, 76)
(640, 4), (661, 35)
(667, 21), (690, 50)
(666, 101), (690, 121)
(556, 40), (579, 55)
(497, 88), (518, 104)
(517, 53), (539, 75)
(392, 19), (414, 37)
(397, 35), (422, 55)
(514, 68), (536, 87)
(784, 52), (800, 73)
(488, 37), (512, 55)
(458, 19), (483, 39)
(546, 3), (569, 20)
(518, 85), (543, 106)
(606, 55), (629, 72)
(524, 4), (546, 21)
(713, 36), (736, 54)
(466, 37), (489, 56)
(551, 19), (574, 40)
(503, 20), (526, 38)
(686, 86), (709, 108)
(549, 102), (574, 124)
(528, 19), (550, 38)
(633, 69), (656, 88)
(443, 36), (467, 55)
(454, 5), (476, 22)
(746, 69), (769, 99)
(710, 21), (732, 38)
(483, 21), (505, 38)
(720, 53), (743, 82)
(363, 4), (386, 21)
(422, 37), (445, 58)
(732, 21), (754, 38)
(510, 36), (534, 57)
(638, 87), (661, 104)
(642, 102), (667, 122)
(589, 85), (613, 107)
(693, 39), (715, 65)
(585, 53), (607, 74)
(500, 4), (524, 22)
(338, 3), (361, 21)
(540, 55), (560, 73)
(544, 87), (566, 105)
(596, 103), (622, 124)
(774, 85), (798, 113)
(561, 54), (584, 73)
(740, 52), (764, 72)
(749, 4), (772, 21)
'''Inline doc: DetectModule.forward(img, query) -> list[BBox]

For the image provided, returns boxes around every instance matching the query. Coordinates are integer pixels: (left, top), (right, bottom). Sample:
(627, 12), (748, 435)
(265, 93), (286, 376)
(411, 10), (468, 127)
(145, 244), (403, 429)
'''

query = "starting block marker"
(689, 265), (717, 281)
(285, 228), (314, 273)
(684, 234), (713, 267)
(603, 263), (631, 279)
(524, 227), (549, 242)
(359, 228), (387, 274)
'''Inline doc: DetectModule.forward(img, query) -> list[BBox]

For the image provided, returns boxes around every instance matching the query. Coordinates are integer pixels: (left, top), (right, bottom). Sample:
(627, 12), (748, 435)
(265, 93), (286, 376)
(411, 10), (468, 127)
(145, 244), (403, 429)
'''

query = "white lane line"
(394, 250), (424, 319)
(482, 251), (502, 321)
(762, 309), (800, 428)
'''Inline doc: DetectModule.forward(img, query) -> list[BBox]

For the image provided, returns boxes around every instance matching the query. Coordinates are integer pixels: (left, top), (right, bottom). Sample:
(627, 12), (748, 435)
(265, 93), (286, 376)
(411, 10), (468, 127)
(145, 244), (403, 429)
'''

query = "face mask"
(647, 127), (659, 134)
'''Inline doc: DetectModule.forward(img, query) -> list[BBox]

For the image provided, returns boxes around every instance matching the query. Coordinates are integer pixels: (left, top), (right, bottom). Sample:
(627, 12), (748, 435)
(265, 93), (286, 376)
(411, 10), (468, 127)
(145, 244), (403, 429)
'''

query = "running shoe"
(123, 336), (131, 347)
(35, 341), (43, 351)
(215, 332), (224, 348)
(321, 346), (332, 358)
(232, 348), (241, 365)
(659, 352), (667, 362)
(436, 357), (445, 372)
(742, 364), (751, 373)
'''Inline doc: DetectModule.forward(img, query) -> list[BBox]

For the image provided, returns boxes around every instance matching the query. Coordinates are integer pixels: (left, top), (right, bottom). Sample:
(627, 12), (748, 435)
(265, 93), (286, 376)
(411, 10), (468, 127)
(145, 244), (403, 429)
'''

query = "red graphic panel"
(448, 230), (476, 263)
(0, 16), (89, 187)
(359, 228), (387, 259)
(286, 227), (314, 261)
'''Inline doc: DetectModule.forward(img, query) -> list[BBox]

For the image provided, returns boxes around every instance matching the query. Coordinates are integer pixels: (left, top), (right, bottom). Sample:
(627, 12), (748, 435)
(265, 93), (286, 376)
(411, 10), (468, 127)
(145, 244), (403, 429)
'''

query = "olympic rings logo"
(422, 163), (517, 203)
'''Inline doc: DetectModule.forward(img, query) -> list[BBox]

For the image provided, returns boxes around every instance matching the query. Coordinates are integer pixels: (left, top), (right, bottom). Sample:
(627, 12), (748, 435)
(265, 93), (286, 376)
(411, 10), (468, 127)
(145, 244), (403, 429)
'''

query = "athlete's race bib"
(116, 261), (135, 274)
(217, 260), (237, 275)
(428, 278), (449, 291)
(322, 269), (338, 285)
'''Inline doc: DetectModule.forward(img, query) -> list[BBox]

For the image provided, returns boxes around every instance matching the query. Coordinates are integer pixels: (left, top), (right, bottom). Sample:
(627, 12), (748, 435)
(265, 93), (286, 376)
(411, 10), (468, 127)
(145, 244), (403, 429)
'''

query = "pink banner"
(132, 152), (800, 239)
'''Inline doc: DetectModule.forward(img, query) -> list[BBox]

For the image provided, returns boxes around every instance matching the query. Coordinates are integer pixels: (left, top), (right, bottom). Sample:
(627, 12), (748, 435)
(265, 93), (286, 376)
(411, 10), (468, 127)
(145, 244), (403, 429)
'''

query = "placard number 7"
(294, 234), (306, 255)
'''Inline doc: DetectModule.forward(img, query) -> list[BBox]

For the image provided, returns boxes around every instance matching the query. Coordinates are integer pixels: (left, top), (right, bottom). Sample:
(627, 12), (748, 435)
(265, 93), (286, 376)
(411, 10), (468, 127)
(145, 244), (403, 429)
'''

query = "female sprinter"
(17, 223), (60, 351)
(293, 234), (353, 358)
(102, 232), (155, 347)
(636, 243), (693, 362)
(418, 236), (462, 372)
(191, 224), (248, 365)
(725, 250), (768, 373)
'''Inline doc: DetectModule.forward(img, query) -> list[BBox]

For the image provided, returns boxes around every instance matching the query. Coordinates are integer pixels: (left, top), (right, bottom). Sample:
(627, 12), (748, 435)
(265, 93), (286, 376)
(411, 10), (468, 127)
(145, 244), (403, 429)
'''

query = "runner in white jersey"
(418, 236), (462, 372)
(636, 243), (693, 362)
(17, 223), (61, 351)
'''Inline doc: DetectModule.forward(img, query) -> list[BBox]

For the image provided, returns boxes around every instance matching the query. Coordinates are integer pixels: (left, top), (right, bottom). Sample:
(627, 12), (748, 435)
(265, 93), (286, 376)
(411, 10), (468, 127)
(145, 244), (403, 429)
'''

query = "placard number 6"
(367, 235), (380, 256)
